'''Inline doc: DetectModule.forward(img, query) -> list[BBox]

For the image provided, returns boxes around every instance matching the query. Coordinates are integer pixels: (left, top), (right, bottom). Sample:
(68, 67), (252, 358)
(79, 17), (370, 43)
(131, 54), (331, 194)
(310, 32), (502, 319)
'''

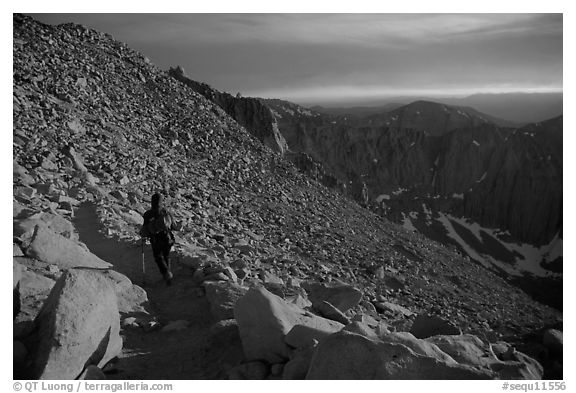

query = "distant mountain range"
(311, 92), (562, 125)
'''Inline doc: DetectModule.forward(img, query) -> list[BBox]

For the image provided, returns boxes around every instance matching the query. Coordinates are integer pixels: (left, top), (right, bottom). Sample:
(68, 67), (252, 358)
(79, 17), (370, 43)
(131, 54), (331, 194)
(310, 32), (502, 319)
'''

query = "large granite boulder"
(306, 331), (492, 379)
(100, 270), (148, 314)
(234, 286), (343, 363)
(22, 225), (111, 269)
(428, 334), (543, 379)
(31, 269), (122, 379)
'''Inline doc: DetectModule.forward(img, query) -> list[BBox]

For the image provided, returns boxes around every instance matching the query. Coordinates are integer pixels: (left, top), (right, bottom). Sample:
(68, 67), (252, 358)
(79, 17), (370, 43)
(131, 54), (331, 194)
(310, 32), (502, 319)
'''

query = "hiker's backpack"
(147, 209), (173, 236)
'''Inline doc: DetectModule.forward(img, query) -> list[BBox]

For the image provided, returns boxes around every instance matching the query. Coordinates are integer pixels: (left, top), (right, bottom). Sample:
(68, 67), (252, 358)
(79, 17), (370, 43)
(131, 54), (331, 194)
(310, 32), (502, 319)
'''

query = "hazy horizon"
(31, 13), (563, 107)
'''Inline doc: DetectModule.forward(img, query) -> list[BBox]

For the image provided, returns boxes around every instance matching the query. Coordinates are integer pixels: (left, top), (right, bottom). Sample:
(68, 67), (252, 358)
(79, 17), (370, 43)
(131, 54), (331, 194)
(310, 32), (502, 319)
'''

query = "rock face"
(306, 330), (543, 380)
(168, 66), (288, 154)
(306, 331), (491, 379)
(23, 225), (111, 269)
(234, 286), (343, 363)
(261, 98), (562, 247)
(32, 269), (122, 379)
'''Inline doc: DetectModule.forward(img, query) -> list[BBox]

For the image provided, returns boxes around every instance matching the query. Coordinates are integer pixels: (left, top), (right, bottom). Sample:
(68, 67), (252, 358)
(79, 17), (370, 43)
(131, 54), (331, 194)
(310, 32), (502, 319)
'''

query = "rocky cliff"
(260, 99), (562, 248)
(13, 14), (562, 380)
(168, 66), (288, 154)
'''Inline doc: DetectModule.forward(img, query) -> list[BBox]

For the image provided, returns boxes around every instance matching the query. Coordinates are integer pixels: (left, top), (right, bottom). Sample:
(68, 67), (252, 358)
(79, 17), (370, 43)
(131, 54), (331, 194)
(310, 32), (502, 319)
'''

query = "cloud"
(30, 13), (562, 105)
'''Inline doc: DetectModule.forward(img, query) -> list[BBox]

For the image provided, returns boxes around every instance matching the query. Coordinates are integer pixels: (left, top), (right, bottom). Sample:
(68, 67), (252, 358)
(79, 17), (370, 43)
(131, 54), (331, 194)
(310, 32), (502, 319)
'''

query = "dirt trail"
(73, 203), (232, 379)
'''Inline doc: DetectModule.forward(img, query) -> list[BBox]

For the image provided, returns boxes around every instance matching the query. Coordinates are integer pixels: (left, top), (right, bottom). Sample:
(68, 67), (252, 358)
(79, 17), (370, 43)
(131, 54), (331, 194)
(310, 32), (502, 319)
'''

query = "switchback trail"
(73, 203), (236, 379)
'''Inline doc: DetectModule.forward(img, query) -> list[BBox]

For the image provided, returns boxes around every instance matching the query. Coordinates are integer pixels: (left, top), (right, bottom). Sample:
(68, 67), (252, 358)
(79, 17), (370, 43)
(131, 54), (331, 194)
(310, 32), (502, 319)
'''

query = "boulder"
(285, 324), (332, 349)
(351, 313), (380, 328)
(342, 321), (379, 339)
(18, 269), (56, 322)
(314, 301), (351, 325)
(542, 329), (563, 356)
(494, 351), (544, 380)
(23, 225), (111, 269)
(20, 269), (56, 299)
(100, 270), (147, 314)
(286, 294), (312, 309)
(410, 314), (461, 338)
(428, 334), (493, 366)
(283, 346), (316, 380)
(32, 269), (122, 379)
(259, 271), (284, 285)
(428, 334), (543, 380)
(302, 281), (362, 312)
(14, 161), (35, 185)
(204, 281), (247, 321)
(13, 243), (24, 256)
(381, 331), (456, 364)
(14, 212), (77, 240)
(374, 301), (414, 317)
(306, 331), (492, 379)
(221, 266), (238, 283)
(234, 286), (343, 363)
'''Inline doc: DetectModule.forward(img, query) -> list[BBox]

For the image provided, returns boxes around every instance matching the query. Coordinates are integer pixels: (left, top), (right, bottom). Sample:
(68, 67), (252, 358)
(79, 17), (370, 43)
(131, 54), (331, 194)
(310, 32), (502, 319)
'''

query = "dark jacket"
(141, 207), (176, 244)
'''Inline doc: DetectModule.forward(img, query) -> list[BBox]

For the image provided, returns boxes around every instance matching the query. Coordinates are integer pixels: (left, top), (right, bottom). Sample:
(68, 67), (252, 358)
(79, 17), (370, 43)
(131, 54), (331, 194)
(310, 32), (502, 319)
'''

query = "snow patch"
(437, 213), (562, 278)
(421, 203), (433, 224)
(401, 213), (417, 232)
(436, 213), (493, 271)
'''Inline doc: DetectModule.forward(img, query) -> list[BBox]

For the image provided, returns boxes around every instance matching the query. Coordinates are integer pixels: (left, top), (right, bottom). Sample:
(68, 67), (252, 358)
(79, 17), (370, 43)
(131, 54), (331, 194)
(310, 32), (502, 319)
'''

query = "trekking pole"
(141, 237), (146, 287)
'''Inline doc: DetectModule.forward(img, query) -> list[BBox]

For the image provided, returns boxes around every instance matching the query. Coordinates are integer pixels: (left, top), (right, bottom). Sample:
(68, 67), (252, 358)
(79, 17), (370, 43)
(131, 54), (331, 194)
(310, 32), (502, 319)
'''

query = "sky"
(31, 13), (563, 106)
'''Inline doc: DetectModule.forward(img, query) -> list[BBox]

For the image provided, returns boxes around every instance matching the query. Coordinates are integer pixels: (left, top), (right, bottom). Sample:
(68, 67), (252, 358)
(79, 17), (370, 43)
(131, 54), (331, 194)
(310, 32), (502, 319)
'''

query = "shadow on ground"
(73, 202), (235, 379)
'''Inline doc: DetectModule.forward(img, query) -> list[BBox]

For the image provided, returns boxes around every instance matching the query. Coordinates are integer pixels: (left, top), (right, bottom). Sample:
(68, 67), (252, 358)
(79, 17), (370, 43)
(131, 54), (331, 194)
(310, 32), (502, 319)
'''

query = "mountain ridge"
(302, 92), (562, 125)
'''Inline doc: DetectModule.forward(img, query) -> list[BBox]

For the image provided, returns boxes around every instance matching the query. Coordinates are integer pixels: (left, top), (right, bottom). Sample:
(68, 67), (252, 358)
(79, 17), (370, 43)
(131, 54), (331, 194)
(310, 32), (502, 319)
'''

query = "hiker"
(140, 193), (177, 285)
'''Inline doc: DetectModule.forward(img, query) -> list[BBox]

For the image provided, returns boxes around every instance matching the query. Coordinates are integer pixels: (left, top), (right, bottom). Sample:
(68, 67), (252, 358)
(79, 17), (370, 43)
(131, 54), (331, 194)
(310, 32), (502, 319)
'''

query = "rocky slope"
(168, 65), (288, 154)
(13, 14), (562, 380)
